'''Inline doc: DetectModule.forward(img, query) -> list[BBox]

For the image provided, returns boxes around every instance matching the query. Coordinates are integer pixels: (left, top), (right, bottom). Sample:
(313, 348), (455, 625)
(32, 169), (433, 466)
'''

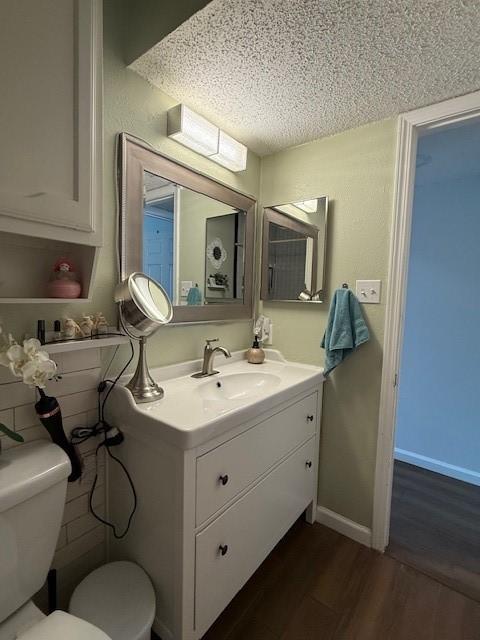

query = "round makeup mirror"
(114, 272), (173, 403)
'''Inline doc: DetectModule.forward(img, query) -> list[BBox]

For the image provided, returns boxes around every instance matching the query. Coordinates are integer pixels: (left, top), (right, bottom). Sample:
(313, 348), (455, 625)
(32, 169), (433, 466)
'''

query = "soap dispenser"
(246, 334), (265, 364)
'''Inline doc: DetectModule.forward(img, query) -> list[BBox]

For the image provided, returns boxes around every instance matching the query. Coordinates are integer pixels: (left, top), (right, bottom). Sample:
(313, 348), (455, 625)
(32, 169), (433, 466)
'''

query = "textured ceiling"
(132, 0), (480, 156)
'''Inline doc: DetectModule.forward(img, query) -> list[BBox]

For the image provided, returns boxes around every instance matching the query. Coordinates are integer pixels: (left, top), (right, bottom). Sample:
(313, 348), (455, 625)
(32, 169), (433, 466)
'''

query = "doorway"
(143, 196), (175, 300)
(386, 119), (480, 598)
(372, 93), (480, 594)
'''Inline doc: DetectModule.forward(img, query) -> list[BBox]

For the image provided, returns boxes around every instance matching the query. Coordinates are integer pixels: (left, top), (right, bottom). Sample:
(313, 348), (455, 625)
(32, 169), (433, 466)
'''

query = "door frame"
(372, 90), (480, 552)
(143, 197), (175, 301)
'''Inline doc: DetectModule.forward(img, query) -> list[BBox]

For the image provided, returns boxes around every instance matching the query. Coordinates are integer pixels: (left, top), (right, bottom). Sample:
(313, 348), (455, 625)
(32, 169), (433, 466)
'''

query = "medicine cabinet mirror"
(261, 197), (328, 303)
(118, 134), (255, 323)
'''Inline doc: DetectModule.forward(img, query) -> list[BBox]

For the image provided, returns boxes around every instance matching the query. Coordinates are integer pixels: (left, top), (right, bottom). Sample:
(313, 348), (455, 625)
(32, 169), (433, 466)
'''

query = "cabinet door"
(196, 392), (317, 525)
(195, 437), (316, 636)
(0, 0), (102, 244)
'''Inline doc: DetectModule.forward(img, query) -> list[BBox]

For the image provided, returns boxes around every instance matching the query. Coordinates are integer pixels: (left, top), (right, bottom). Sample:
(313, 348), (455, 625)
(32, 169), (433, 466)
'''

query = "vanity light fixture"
(294, 199), (318, 214)
(210, 130), (248, 172)
(167, 104), (247, 172)
(167, 104), (219, 157)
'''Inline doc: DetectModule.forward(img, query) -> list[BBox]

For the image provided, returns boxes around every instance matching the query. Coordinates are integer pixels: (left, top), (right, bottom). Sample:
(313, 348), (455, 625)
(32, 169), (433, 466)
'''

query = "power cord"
(89, 438), (137, 539)
(70, 340), (137, 539)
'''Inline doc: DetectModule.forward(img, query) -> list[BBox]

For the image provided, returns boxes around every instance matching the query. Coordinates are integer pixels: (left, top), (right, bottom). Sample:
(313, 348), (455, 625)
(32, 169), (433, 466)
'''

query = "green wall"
(260, 119), (397, 526)
(123, 0), (211, 65)
(99, 0), (260, 365)
(0, 1), (398, 529)
(103, 0), (261, 366)
(178, 190), (236, 302)
(0, 0), (260, 365)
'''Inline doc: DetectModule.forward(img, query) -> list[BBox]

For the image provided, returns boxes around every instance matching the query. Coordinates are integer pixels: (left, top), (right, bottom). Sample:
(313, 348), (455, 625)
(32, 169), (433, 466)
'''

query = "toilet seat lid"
(69, 561), (155, 640)
(17, 611), (111, 640)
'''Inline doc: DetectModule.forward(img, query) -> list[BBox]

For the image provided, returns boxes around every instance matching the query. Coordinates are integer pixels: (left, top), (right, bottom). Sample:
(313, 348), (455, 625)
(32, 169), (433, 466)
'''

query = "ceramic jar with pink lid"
(46, 257), (82, 298)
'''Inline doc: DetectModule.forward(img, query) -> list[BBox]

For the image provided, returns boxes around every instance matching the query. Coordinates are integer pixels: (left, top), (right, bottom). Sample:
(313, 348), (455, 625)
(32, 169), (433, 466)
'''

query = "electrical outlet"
(264, 324), (273, 345)
(180, 281), (193, 297)
(355, 280), (381, 304)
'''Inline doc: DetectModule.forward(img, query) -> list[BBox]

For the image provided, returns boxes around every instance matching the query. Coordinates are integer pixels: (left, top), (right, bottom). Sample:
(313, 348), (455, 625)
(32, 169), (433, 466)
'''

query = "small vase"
(47, 278), (82, 299)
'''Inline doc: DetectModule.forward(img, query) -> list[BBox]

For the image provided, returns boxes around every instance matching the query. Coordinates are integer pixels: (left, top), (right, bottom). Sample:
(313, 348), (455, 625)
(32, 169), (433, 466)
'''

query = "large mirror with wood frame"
(118, 134), (256, 323)
(261, 197), (328, 303)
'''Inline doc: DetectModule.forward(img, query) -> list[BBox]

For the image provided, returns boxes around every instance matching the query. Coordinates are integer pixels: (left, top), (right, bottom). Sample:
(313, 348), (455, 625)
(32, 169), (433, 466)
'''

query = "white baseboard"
(316, 506), (372, 547)
(395, 448), (480, 487)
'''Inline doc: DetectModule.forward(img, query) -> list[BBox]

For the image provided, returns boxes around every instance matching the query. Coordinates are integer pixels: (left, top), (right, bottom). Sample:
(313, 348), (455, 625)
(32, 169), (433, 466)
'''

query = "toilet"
(0, 441), (155, 640)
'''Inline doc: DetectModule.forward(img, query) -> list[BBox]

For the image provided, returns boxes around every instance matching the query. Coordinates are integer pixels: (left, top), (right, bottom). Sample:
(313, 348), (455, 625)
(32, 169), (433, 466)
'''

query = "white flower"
(6, 344), (26, 377)
(23, 338), (42, 358)
(0, 323), (14, 366)
(21, 357), (57, 389)
(0, 325), (57, 389)
(34, 350), (50, 362)
(0, 323), (8, 347)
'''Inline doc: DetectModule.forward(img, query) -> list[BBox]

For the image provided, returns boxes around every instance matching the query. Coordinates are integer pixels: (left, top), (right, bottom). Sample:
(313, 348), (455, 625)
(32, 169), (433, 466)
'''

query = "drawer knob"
(306, 415), (314, 422)
(219, 544), (229, 556)
(219, 474), (229, 486)
(306, 460), (313, 468)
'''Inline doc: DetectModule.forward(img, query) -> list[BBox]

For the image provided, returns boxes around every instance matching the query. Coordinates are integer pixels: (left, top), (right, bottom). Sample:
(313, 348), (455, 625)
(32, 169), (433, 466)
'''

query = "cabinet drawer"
(196, 392), (317, 525)
(195, 437), (316, 636)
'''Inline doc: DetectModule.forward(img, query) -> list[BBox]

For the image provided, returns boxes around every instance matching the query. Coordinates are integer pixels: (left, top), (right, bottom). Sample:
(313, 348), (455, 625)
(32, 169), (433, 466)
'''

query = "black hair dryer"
(35, 390), (82, 482)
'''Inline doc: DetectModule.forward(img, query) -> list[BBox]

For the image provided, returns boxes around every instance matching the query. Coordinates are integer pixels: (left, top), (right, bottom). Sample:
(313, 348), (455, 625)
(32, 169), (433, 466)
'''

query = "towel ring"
(342, 283), (349, 289)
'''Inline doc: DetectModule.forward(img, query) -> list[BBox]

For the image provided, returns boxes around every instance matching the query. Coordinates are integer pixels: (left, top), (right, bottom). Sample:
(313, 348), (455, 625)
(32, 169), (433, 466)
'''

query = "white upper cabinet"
(0, 0), (102, 247)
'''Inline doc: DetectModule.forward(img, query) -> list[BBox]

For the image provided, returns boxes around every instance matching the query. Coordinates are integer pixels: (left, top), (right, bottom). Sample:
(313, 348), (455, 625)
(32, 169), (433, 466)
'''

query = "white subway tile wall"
(0, 347), (107, 610)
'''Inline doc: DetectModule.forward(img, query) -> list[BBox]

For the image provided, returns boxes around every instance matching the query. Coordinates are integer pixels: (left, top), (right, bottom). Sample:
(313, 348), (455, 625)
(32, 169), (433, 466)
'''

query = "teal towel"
(321, 288), (369, 376)
(186, 285), (202, 305)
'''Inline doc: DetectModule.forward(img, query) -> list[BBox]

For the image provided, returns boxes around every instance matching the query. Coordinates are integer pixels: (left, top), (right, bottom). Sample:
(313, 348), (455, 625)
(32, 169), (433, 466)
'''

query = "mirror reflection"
(261, 196), (328, 303)
(143, 171), (246, 306)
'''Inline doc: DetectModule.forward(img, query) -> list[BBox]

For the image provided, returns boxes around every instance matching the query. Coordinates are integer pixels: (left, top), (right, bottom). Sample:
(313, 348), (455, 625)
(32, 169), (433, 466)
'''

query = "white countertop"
(107, 350), (324, 450)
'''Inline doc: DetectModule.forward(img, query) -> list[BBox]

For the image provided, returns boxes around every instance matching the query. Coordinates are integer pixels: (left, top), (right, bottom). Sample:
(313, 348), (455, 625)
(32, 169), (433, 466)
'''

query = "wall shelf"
(0, 298), (89, 304)
(0, 231), (99, 302)
(44, 334), (129, 354)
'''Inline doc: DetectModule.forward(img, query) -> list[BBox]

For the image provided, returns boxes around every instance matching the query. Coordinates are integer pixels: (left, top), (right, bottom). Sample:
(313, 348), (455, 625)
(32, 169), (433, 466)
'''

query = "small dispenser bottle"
(53, 320), (62, 341)
(246, 334), (265, 364)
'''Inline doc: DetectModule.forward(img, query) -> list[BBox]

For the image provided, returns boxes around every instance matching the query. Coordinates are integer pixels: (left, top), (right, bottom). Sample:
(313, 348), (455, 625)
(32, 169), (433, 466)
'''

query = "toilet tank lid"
(17, 611), (112, 640)
(0, 441), (70, 513)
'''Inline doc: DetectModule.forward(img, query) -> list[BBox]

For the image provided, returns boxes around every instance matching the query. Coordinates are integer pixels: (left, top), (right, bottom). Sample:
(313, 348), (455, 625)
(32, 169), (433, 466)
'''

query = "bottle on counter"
(246, 334), (265, 364)
(53, 320), (62, 341)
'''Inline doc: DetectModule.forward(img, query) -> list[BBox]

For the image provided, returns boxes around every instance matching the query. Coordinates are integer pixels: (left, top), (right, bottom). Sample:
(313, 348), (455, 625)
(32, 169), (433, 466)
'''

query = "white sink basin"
(198, 372), (281, 402)
(107, 350), (323, 449)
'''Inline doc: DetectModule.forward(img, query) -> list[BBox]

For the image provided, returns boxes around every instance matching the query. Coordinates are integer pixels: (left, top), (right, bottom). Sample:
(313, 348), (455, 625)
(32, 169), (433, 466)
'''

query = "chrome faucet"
(192, 338), (232, 378)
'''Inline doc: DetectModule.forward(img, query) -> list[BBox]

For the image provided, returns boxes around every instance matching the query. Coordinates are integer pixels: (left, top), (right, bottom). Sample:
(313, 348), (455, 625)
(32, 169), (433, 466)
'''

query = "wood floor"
(387, 461), (480, 602)
(195, 518), (480, 640)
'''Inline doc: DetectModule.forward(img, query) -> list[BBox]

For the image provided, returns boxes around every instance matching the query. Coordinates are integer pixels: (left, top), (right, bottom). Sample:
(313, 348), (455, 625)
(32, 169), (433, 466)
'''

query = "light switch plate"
(356, 280), (381, 304)
(180, 281), (193, 297)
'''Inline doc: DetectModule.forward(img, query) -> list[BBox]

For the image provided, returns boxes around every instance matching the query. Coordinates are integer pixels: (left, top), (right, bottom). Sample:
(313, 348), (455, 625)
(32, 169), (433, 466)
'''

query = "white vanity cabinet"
(0, 0), (102, 301)
(109, 368), (323, 640)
